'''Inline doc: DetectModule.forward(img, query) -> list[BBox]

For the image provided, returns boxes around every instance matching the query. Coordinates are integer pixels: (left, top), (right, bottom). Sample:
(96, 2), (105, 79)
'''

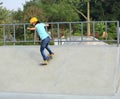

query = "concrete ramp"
(0, 46), (119, 96)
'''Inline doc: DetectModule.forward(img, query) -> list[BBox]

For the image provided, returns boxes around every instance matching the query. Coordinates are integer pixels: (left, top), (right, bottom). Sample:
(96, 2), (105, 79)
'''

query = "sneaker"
(48, 53), (54, 57)
(41, 60), (48, 65)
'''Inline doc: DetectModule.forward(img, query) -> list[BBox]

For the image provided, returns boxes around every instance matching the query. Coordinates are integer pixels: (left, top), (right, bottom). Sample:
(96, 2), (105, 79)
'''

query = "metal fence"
(0, 21), (119, 46)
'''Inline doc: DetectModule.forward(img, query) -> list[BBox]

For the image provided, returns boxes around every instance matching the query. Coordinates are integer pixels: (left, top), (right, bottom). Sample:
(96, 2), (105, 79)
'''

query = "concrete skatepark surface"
(0, 45), (120, 99)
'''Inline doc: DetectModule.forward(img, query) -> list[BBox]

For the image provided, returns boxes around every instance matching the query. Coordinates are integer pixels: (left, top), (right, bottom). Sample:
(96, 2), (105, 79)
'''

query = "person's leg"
(46, 45), (54, 55)
(40, 37), (54, 62)
(40, 39), (47, 61)
(45, 37), (54, 55)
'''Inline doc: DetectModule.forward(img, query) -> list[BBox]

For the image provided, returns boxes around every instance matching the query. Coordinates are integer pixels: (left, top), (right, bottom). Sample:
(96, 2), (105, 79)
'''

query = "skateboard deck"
(40, 62), (47, 65)
(40, 55), (53, 65)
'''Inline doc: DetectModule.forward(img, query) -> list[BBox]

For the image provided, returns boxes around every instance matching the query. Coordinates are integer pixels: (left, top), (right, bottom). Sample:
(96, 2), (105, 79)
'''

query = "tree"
(23, 0), (79, 22)
(12, 9), (24, 23)
(43, 1), (79, 22)
(23, 0), (47, 22)
(0, 7), (11, 24)
(90, 0), (120, 21)
(66, 0), (92, 36)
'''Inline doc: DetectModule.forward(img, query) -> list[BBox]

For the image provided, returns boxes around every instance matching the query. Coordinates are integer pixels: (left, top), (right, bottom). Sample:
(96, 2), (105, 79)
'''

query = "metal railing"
(0, 21), (119, 46)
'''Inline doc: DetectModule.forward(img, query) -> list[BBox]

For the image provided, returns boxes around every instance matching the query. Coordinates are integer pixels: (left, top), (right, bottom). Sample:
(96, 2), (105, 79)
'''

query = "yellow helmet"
(30, 17), (38, 24)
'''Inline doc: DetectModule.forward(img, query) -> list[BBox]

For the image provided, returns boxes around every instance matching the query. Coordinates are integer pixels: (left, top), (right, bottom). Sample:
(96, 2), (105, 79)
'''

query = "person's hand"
(27, 27), (36, 30)
(45, 23), (49, 27)
(27, 27), (30, 30)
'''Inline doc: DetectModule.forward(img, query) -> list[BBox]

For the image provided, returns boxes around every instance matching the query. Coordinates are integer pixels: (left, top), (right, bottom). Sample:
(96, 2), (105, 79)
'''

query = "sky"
(1, 0), (30, 11)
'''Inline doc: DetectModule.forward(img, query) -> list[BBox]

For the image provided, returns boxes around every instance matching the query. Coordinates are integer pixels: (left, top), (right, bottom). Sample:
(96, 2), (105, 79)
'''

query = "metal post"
(105, 21), (108, 41)
(57, 23), (60, 45)
(117, 21), (120, 46)
(81, 22), (83, 41)
(34, 30), (36, 45)
(3, 25), (5, 45)
(93, 21), (95, 40)
(69, 23), (72, 41)
(24, 24), (26, 42)
(13, 24), (16, 45)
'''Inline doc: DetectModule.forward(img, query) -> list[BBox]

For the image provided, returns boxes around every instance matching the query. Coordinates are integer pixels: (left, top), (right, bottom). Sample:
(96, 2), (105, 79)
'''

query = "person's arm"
(27, 27), (36, 30)
(45, 23), (49, 27)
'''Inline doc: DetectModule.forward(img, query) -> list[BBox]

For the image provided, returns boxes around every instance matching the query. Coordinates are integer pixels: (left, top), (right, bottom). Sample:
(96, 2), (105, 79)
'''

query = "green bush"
(73, 32), (81, 36)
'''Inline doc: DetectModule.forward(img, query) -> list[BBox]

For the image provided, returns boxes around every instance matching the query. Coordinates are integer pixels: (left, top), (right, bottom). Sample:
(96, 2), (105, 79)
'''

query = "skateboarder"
(27, 17), (54, 65)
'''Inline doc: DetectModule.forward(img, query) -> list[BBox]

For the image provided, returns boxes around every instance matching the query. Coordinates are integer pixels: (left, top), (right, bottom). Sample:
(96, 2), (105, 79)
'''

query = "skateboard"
(40, 55), (53, 65)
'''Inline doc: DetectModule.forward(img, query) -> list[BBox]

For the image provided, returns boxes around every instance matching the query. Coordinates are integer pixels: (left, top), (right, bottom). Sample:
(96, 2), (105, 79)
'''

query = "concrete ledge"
(0, 92), (120, 99)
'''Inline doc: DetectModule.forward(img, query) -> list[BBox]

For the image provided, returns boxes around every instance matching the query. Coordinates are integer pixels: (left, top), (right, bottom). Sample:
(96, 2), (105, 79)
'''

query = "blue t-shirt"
(35, 23), (49, 40)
